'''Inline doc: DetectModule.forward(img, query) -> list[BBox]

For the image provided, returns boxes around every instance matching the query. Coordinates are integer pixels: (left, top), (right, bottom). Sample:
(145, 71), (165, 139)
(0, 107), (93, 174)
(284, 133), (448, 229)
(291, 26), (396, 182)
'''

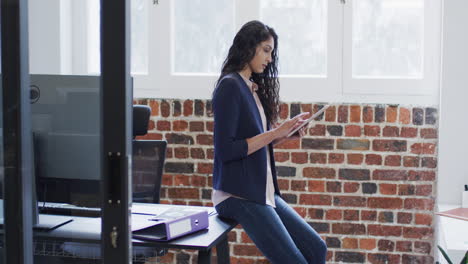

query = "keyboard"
(38, 202), (101, 217)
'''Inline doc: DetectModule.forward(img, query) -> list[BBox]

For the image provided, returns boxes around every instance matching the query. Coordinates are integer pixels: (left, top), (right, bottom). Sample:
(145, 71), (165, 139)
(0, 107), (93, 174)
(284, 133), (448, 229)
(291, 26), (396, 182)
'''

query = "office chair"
(132, 105), (167, 204)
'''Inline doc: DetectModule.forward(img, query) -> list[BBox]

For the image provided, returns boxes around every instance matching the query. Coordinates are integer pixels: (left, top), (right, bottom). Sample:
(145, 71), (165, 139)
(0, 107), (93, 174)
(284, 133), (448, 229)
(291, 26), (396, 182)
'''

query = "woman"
(211, 20), (327, 264)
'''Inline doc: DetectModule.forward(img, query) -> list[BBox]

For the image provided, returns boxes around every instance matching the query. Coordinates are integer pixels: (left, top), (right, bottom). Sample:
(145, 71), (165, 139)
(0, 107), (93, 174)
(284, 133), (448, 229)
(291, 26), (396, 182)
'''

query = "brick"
(343, 237), (358, 248)
(277, 179), (289, 190)
(368, 224), (402, 237)
(308, 180), (325, 192)
(420, 128), (437, 139)
(334, 196), (367, 207)
(397, 212), (412, 224)
(206, 121), (214, 132)
(360, 238), (376, 250)
(347, 154), (363, 165)
(375, 105), (385, 123)
(276, 166), (296, 177)
(174, 147), (189, 159)
(398, 184), (415, 195)
(404, 198), (434, 210)
(302, 139), (334, 150)
(308, 222), (330, 233)
(189, 121), (204, 132)
(385, 155), (401, 166)
(363, 106), (374, 123)
(339, 169), (370, 181)
(328, 153), (344, 164)
(396, 241), (412, 252)
(206, 100), (212, 117)
(338, 105), (348, 123)
(361, 210), (377, 221)
(344, 210), (360, 221)
(413, 108), (424, 125)
(325, 106), (336, 122)
(165, 162), (194, 173)
(197, 163), (213, 174)
(282, 193), (297, 204)
(414, 241), (431, 254)
(173, 101), (181, 116)
(279, 103), (289, 119)
(425, 107), (437, 125)
(345, 125), (361, 137)
(327, 125), (343, 136)
(410, 143), (436, 154)
(191, 175), (207, 187)
(415, 213), (432, 226)
(172, 120), (188, 131)
(350, 105), (361, 122)
(378, 211), (394, 223)
(291, 180), (307, 191)
(362, 182), (377, 194)
(325, 237), (340, 248)
(274, 152), (289, 162)
(148, 120), (155, 130)
(332, 223), (366, 235)
(403, 227), (433, 239)
(378, 239), (395, 251)
(196, 134), (213, 145)
(157, 120), (171, 131)
(167, 187), (199, 199)
(166, 147), (173, 158)
(373, 170), (407, 181)
(290, 103), (301, 118)
(161, 100), (170, 117)
(366, 154), (382, 165)
(326, 181), (341, 193)
(408, 170), (435, 181)
(422, 157), (437, 168)
(206, 148), (214, 159)
(326, 209), (342, 220)
(173, 174), (190, 186)
(337, 139), (370, 150)
(299, 194), (332, 205)
(190, 148), (205, 159)
(373, 140), (407, 152)
(399, 107), (411, 124)
(401, 127), (418, 138)
(416, 185), (432, 196)
(364, 125), (381, 137)
(309, 124), (326, 136)
(183, 99), (193, 116)
(194, 100), (204, 116)
(166, 133), (194, 144)
(276, 138), (300, 149)
(201, 189), (212, 200)
(139, 133), (163, 140)
(336, 252), (365, 263)
(368, 254), (401, 264)
(233, 244), (263, 256)
(383, 126), (399, 137)
(403, 156), (419, 167)
(291, 152), (307, 164)
(402, 254), (434, 264)
(310, 153), (326, 164)
(303, 167), (335, 179)
(386, 106), (398, 123)
(308, 208), (324, 220)
(344, 182), (360, 193)
(149, 100), (160, 116)
(368, 197), (403, 209)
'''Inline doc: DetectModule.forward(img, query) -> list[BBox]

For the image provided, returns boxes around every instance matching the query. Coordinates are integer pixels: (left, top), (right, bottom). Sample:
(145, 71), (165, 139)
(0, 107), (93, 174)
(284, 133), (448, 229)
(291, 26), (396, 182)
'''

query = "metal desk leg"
(198, 248), (212, 264)
(216, 236), (230, 264)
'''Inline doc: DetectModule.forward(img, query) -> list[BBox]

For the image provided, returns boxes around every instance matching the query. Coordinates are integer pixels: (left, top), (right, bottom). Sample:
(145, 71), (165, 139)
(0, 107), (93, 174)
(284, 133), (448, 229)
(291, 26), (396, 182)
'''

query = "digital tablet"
(287, 105), (330, 137)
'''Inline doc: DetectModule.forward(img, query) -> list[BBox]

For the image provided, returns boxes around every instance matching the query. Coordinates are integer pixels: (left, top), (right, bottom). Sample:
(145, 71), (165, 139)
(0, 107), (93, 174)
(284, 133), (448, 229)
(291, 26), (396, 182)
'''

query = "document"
(287, 105), (330, 137)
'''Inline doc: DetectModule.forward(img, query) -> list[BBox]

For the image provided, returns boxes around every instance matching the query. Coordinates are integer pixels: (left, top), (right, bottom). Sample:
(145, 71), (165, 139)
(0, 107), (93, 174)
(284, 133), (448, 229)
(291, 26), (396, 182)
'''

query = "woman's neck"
(238, 67), (252, 81)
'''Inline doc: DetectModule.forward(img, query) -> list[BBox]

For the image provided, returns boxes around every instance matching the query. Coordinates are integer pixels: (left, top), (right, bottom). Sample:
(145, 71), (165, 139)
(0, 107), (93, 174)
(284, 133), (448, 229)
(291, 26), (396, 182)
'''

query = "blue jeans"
(215, 195), (327, 264)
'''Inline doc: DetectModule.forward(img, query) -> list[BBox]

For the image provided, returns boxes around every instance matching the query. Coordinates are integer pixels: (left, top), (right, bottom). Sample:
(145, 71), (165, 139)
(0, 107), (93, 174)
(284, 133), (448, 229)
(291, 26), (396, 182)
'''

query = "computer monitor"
(31, 74), (102, 207)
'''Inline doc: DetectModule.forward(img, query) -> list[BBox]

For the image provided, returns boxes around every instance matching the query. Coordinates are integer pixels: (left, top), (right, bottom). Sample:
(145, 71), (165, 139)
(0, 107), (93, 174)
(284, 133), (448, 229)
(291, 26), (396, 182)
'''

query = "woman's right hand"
(273, 112), (309, 140)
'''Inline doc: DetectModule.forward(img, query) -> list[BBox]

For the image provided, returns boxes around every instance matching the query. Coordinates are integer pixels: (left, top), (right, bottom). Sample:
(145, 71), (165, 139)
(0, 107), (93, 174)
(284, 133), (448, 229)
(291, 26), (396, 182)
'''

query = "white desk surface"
(437, 203), (468, 263)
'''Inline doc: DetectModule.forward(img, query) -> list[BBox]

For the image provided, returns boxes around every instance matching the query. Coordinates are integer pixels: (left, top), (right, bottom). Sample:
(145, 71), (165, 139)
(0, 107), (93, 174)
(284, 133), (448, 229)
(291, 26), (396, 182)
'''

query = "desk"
(436, 204), (468, 263)
(33, 203), (237, 264)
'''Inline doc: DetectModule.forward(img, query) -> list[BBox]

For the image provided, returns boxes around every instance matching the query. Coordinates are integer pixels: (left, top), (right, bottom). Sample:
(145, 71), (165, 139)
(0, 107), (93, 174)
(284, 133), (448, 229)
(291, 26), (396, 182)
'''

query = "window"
(63, 0), (442, 103)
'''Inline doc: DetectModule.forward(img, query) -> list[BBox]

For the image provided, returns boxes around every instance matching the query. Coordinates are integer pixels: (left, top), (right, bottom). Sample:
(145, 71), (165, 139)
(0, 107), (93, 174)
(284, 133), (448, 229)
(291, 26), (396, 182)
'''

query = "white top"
(212, 76), (276, 207)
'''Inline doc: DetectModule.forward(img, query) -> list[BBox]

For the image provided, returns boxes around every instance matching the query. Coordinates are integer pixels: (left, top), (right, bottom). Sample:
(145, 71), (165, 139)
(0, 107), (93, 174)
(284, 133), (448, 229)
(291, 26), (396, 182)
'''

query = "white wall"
(437, 0), (468, 205)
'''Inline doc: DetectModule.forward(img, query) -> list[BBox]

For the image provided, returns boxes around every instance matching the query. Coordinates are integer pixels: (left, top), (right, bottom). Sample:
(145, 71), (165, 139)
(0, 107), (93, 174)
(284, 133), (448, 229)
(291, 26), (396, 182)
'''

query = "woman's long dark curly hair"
(215, 20), (280, 125)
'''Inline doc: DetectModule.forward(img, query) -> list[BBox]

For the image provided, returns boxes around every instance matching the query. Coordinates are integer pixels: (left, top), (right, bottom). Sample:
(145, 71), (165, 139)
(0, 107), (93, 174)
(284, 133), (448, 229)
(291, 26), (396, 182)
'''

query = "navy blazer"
(212, 72), (281, 204)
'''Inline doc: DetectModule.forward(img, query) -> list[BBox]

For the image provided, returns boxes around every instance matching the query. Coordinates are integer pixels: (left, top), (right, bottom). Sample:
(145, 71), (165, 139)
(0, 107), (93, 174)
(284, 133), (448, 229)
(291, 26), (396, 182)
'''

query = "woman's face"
(248, 36), (274, 74)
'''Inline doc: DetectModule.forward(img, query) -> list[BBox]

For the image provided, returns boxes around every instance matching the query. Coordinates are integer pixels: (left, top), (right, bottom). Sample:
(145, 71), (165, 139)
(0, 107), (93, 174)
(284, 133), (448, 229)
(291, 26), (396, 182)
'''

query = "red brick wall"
(136, 99), (438, 264)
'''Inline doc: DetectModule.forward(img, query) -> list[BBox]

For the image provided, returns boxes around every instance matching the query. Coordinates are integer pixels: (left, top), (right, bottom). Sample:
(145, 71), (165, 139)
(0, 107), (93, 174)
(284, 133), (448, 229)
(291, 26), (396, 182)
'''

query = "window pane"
(88, 0), (148, 74)
(352, 0), (424, 78)
(173, 0), (234, 74)
(260, 0), (327, 76)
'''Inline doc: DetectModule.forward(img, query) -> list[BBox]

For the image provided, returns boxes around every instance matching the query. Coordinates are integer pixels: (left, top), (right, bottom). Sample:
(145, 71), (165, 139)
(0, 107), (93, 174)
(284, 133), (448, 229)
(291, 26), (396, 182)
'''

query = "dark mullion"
(1, 0), (34, 263)
(100, 0), (132, 263)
